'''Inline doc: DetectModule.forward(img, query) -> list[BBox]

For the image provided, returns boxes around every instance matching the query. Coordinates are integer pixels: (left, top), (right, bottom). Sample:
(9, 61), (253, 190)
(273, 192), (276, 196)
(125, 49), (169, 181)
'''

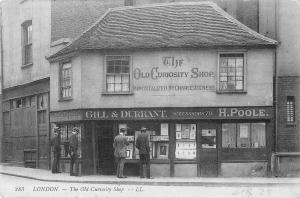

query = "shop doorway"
(197, 123), (219, 177)
(96, 123), (115, 175)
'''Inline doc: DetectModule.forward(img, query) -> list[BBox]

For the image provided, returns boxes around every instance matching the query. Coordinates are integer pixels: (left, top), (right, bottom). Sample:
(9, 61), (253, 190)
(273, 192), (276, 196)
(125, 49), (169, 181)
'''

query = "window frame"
(286, 96), (296, 125)
(221, 122), (266, 149)
(103, 55), (133, 95)
(21, 20), (33, 67)
(217, 51), (247, 93)
(59, 61), (73, 101)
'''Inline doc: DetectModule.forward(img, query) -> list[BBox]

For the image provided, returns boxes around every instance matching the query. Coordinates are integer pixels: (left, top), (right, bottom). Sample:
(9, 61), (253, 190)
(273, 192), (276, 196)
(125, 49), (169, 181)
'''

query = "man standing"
(113, 128), (129, 178)
(135, 127), (153, 179)
(69, 127), (80, 176)
(50, 127), (61, 173)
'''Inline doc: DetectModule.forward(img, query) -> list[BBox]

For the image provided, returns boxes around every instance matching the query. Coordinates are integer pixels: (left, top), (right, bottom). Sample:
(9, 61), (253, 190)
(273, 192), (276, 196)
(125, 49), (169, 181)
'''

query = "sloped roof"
(48, 2), (277, 60)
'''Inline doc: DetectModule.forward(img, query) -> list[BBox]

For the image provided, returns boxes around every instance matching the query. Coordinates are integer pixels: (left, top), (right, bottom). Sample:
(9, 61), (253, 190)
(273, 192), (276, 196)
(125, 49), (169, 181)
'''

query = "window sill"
(58, 97), (73, 102)
(21, 63), (33, 69)
(102, 91), (134, 96)
(216, 90), (247, 94)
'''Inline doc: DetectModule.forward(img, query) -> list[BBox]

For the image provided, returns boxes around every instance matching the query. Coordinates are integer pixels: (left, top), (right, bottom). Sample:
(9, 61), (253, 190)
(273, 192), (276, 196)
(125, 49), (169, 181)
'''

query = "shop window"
(287, 96), (295, 124)
(106, 56), (130, 93)
(222, 123), (266, 148)
(57, 124), (82, 158)
(120, 123), (169, 160)
(218, 53), (245, 92)
(175, 123), (196, 160)
(60, 62), (72, 100)
(22, 20), (32, 66)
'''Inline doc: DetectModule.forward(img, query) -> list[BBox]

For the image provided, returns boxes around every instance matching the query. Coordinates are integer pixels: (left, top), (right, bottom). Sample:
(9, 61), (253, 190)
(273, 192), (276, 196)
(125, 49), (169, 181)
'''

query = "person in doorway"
(69, 127), (80, 176)
(135, 127), (153, 179)
(50, 127), (61, 173)
(113, 128), (129, 178)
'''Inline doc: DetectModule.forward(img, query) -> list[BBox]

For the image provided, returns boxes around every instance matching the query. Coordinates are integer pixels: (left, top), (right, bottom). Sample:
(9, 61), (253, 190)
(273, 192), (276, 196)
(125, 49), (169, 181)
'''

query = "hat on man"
(120, 128), (126, 133)
(72, 127), (80, 134)
(140, 127), (147, 131)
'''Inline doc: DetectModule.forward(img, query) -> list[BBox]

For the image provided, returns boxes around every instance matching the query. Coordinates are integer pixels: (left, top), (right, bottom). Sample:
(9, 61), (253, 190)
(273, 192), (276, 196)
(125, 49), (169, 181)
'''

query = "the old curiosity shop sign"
(132, 56), (216, 92)
(50, 107), (273, 122)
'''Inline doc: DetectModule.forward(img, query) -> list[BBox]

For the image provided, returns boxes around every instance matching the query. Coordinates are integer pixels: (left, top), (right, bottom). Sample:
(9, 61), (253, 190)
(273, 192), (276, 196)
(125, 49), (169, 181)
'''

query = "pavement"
(1, 164), (300, 187)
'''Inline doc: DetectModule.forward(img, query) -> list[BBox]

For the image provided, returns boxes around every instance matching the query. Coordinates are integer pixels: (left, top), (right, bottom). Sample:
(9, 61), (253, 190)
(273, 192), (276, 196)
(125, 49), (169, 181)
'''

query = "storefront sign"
(50, 110), (82, 122)
(50, 107), (273, 122)
(133, 55), (216, 92)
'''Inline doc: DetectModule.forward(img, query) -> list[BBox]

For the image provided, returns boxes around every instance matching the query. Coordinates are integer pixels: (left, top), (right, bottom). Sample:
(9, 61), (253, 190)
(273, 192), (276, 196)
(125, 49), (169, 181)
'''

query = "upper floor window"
(287, 96), (295, 124)
(106, 56), (130, 93)
(60, 62), (72, 99)
(218, 53), (245, 92)
(22, 20), (32, 65)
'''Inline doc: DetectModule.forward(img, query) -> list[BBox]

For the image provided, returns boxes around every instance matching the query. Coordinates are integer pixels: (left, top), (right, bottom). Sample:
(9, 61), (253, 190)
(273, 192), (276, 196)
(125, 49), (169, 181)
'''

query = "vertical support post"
(35, 95), (39, 168)
(92, 121), (97, 174)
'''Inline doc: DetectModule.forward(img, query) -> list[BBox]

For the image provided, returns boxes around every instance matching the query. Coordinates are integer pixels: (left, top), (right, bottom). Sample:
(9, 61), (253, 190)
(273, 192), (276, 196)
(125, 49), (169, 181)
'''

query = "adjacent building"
(259, 0), (300, 176)
(0, 0), (51, 169)
(47, 2), (277, 177)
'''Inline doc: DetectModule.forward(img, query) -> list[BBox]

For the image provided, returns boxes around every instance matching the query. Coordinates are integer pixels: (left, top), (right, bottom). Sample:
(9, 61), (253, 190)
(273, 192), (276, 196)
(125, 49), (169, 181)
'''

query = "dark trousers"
(115, 157), (126, 177)
(139, 154), (150, 178)
(70, 154), (79, 176)
(52, 152), (60, 173)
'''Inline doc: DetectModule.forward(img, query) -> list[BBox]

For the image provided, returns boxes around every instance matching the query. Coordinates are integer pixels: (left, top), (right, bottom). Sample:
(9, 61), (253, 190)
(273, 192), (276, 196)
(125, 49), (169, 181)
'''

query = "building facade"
(0, 0), (51, 169)
(259, 0), (300, 176)
(48, 2), (277, 177)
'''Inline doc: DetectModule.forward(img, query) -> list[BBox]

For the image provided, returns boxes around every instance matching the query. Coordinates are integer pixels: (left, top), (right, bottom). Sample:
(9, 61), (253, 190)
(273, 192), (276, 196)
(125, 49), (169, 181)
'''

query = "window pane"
(228, 58), (235, 67)
(107, 75), (115, 84)
(115, 84), (122, 92)
(220, 58), (227, 67)
(107, 84), (114, 92)
(237, 123), (250, 148)
(236, 58), (243, 67)
(122, 75), (129, 83)
(122, 84), (129, 91)
(115, 66), (121, 73)
(115, 75), (122, 83)
(222, 124), (236, 148)
(251, 123), (266, 148)
(236, 81), (243, 90)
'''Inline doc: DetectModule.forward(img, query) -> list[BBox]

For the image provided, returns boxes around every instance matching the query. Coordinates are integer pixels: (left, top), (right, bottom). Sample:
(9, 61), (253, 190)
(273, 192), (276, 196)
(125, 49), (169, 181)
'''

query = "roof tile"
(49, 2), (277, 60)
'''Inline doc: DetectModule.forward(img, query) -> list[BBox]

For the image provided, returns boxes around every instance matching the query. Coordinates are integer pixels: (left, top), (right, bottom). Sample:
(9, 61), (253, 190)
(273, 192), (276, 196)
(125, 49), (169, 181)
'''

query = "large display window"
(222, 122), (266, 148)
(119, 122), (169, 160)
(175, 123), (196, 160)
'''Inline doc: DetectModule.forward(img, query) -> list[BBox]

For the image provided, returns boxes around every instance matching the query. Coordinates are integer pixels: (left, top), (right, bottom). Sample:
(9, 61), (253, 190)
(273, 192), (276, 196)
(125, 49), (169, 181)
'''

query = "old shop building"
(47, 2), (277, 177)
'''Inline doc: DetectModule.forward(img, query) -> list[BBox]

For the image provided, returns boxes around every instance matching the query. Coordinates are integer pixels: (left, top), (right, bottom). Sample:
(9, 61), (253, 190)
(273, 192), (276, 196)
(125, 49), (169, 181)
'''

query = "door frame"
(94, 121), (116, 175)
(197, 122), (221, 177)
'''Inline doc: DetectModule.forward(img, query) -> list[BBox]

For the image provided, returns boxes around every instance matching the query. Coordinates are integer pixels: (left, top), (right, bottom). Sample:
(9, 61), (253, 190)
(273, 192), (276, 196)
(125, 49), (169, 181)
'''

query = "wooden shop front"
(50, 106), (273, 177)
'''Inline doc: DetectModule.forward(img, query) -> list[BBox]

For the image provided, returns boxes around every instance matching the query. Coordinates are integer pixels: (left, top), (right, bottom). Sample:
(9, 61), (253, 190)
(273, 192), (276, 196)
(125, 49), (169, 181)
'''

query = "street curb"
(1, 172), (300, 187)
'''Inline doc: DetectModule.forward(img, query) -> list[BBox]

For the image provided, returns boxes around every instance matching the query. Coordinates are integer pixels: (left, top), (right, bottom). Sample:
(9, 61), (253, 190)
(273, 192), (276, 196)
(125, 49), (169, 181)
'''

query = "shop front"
(51, 106), (273, 177)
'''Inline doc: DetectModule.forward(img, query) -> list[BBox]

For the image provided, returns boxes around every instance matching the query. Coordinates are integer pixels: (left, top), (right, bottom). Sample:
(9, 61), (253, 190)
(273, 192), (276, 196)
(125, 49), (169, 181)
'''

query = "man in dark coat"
(69, 127), (80, 176)
(113, 128), (129, 178)
(135, 127), (153, 179)
(50, 127), (61, 173)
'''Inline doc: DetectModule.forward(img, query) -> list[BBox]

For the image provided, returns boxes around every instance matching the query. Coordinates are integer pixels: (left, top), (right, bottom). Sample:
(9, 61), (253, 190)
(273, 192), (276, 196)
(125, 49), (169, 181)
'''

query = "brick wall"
(277, 76), (300, 152)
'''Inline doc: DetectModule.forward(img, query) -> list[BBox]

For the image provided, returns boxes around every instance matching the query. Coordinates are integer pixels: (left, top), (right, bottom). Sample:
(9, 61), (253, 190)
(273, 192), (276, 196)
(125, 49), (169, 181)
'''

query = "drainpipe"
(273, 0), (279, 176)
(0, 5), (3, 163)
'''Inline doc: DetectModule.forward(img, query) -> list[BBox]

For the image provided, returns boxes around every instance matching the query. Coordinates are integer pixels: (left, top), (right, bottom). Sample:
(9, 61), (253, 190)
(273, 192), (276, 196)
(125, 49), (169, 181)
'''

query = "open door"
(96, 123), (115, 175)
(198, 123), (219, 177)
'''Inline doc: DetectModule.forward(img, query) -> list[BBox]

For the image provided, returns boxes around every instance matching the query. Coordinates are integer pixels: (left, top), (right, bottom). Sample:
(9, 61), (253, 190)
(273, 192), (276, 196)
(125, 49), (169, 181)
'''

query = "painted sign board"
(50, 106), (273, 122)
